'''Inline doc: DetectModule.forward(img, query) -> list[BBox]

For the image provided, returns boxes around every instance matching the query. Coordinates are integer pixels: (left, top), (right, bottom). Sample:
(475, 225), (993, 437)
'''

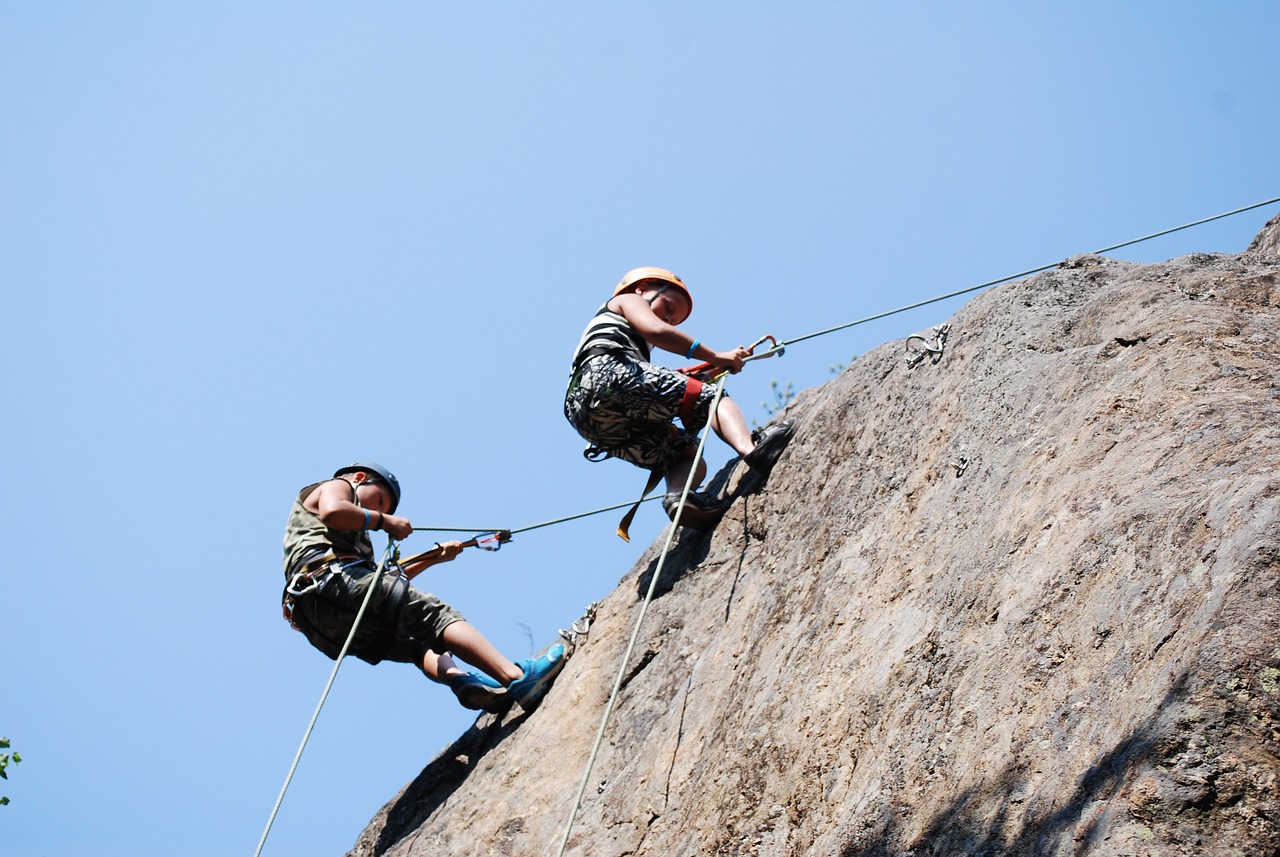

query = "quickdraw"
(905, 323), (950, 369)
(282, 552), (341, 627)
(677, 334), (783, 380)
(285, 553), (336, 599)
(558, 602), (600, 650)
(398, 529), (512, 567)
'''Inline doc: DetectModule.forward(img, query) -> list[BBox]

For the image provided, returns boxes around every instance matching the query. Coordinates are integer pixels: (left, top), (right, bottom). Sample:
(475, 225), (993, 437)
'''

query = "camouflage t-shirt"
(282, 480), (374, 578)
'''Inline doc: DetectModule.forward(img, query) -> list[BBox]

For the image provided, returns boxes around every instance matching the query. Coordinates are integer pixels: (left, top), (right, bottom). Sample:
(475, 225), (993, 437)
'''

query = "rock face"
(1248, 212), (1280, 256)
(351, 224), (1280, 857)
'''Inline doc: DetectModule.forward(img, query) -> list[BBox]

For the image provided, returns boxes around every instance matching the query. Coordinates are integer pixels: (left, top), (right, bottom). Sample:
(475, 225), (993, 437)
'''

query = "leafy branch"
(753, 355), (857, 428)
(1, 737), (21, 806)
(754, 379), (795, 428)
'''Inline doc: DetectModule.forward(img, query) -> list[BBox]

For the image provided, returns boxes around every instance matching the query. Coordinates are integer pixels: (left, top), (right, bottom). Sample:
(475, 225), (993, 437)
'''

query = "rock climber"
(564, 267), (795, 531)
(281, 461), (565, 713)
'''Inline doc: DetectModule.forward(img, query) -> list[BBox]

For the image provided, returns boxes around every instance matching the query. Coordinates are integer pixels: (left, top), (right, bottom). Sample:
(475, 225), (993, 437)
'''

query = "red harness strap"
(677, 375), (704, 426)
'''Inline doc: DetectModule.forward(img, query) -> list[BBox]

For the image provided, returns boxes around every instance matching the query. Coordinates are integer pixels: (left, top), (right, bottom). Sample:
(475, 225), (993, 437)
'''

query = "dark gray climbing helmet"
(333, 460), (401, 513)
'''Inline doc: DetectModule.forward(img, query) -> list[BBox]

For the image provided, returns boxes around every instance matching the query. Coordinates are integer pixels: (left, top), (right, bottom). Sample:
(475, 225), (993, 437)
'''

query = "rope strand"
(257, 196), (1275, 853)
(405, 196), (1280, 548)
(409, 496), (663, 539)
(552, 196), (1279, 852)
(554, 375), (731, 857)
(254, 541), (397, 857)
(756, 195), (1280, 355)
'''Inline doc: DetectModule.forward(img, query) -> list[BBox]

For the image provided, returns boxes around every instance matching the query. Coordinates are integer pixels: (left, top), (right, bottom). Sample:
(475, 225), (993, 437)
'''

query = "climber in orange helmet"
(564, 267), (795, 530)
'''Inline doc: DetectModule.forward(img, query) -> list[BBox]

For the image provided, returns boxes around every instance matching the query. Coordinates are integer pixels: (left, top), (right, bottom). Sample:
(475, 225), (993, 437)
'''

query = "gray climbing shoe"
(662, 490), (731, 530)
(744, 419), (796, 475)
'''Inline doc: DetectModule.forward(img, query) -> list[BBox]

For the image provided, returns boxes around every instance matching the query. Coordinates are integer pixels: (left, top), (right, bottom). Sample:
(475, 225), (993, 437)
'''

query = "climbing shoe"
(744, 418), (796, 476)
(449, 671), (509, 713)
(509, 643), (567, 711)
(662, 490), (731, 531)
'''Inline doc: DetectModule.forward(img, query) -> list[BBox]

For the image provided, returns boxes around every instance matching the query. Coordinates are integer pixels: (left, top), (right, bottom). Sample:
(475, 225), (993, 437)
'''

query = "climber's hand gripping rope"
(678, 334), (783, 380)
(397, 529), (512, 567)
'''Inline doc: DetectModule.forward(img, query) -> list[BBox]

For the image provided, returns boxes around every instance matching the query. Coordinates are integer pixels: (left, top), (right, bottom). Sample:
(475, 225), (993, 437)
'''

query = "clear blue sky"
(2, 3), (1276, 855)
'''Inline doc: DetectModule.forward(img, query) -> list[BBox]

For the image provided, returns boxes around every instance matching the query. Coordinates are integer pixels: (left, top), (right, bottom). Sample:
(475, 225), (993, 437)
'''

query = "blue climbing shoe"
(449, 671), (509, 712)
(509, 644), (567, 711)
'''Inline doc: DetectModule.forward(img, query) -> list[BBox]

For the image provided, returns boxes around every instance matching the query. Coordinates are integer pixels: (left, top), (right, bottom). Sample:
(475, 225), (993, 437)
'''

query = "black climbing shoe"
(662, 490), (731, 531)
(743, 419), (796, 475)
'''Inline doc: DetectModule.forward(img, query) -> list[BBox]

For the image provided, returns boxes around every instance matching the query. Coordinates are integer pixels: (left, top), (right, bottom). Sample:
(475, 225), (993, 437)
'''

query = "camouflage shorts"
(563, 353), (722, 471)
(292, 561), (464, 669)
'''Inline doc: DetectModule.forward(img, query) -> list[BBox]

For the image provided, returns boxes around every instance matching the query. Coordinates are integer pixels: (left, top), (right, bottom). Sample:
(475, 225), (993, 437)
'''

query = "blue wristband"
(686, 339), (701, 359)
(363, 509), (371, 530)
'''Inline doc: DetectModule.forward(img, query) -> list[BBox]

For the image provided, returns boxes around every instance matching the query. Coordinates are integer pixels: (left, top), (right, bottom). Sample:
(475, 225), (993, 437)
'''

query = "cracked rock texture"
(350, 215), (1280, 856)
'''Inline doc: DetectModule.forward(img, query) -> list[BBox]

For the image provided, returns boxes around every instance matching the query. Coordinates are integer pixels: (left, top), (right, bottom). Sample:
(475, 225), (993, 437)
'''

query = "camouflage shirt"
(282, 480), (374, 578)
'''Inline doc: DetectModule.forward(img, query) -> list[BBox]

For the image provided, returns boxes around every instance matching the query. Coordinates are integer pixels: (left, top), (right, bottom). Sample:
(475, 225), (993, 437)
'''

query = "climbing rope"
(548, 196), (1280, 853)
(256, 196), (1276, 855)
(400, 197), (1280, 548)
(554, 373), (731, 857)
(408, 496), (663, 539)
(744, 195), (1280, 361)
(254, 540), (398, 857)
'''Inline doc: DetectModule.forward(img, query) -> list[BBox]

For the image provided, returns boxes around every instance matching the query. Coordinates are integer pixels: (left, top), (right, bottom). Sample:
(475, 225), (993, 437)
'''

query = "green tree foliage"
(1, 737), (21, 806)
(755, 356), (856, 428)
(755, 379), (795, 428)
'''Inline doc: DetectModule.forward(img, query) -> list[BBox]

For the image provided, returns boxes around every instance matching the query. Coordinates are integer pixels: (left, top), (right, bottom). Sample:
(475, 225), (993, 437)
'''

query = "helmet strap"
(643, 283), (669, 305)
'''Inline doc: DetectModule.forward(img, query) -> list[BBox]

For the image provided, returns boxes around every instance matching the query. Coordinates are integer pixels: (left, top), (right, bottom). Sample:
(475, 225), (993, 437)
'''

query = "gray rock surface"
(350, 220), (1280, 856)
(1248, 211), (1280, 256)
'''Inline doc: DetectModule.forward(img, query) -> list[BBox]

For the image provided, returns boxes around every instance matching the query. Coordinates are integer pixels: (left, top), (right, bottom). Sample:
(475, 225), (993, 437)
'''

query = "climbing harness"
(615, 468), (666, 543)
(555, 373), (731, 857)
(282, 551), (339, 625)
(256, 539), (399, 857)
(905, 322), (950, 369)
(281, 551), (414, 664)
(610, 334), (782, 542)
(671, 334), (781, 427)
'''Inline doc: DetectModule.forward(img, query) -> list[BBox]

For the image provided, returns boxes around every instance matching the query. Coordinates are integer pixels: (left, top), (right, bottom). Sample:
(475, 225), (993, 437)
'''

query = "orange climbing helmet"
(613, 267), (693, 323)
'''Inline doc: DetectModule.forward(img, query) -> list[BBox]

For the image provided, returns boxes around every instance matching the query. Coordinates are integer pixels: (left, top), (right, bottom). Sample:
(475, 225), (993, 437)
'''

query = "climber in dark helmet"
(281, 461), (565, 713)
(564, 267), (796, 532)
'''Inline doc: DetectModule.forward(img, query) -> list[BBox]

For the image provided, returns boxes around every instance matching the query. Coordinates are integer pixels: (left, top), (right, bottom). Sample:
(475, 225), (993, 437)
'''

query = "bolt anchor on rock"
(906, 323), (951, 369)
